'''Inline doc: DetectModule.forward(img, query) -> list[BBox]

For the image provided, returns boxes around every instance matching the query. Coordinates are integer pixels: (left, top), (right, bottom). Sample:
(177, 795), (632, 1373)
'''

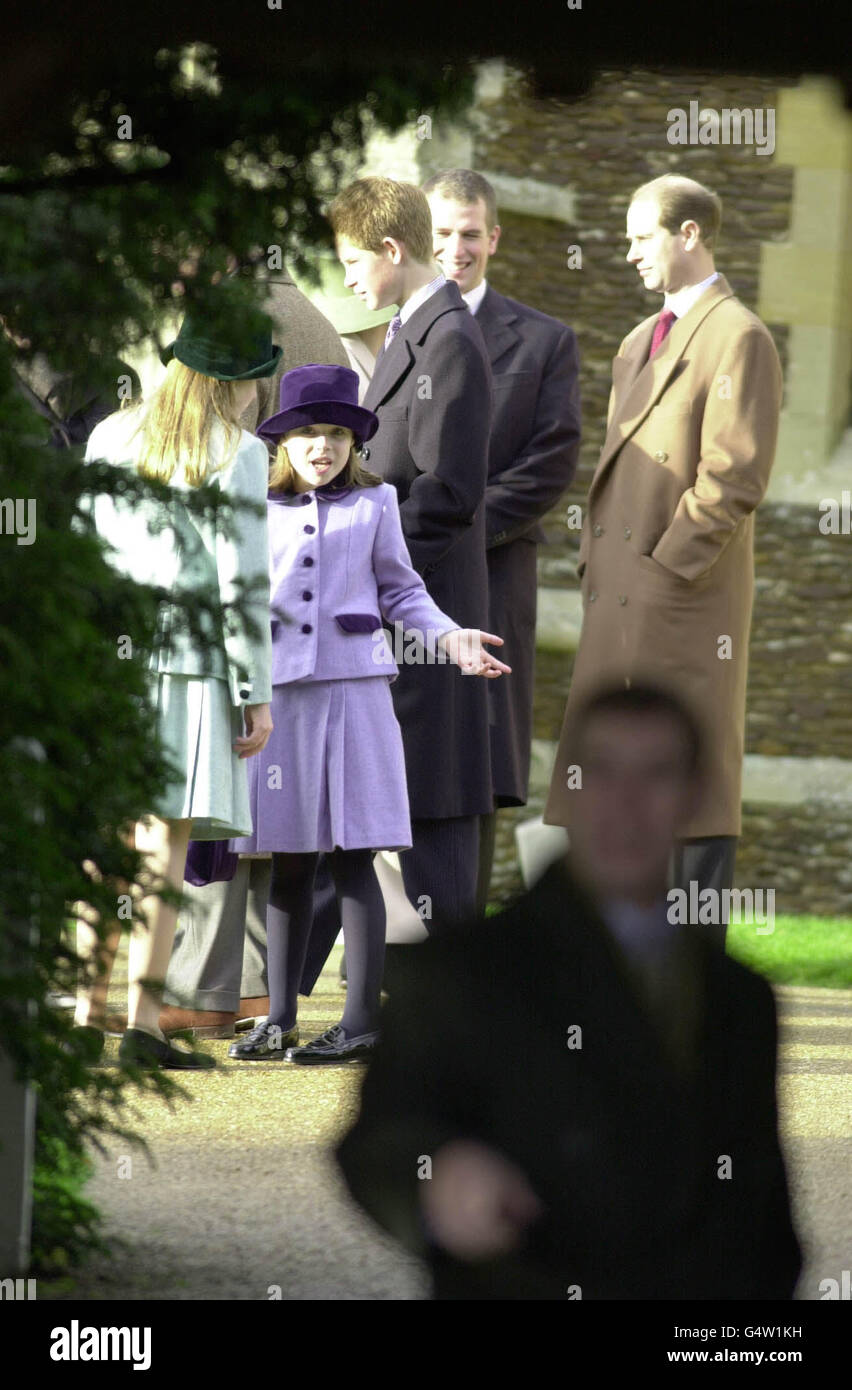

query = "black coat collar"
(474, 286), (522, 367)
(365, 280), (468, 411)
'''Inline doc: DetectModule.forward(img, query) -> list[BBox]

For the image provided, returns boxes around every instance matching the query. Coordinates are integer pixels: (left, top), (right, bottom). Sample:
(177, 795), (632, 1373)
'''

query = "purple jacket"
(267, 480), (461, 684)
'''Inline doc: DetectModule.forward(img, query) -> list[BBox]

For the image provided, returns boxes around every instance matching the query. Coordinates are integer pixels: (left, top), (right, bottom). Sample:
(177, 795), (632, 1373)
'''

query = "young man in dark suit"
(336, 683), (801, 1300)
(327, 176), (497, 929)
(423, 169), (581, 909)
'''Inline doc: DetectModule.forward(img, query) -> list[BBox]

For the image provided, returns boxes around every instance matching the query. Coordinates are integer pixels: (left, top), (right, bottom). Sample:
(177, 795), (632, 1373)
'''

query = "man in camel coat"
(544, 175), (783, 947)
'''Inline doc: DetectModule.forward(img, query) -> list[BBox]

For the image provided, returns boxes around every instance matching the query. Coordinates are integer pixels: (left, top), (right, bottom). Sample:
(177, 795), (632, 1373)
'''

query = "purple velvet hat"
(257, 364), (379, 444)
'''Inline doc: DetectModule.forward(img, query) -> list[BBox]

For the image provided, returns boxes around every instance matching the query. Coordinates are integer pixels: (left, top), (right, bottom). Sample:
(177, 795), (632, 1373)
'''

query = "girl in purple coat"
(228, 365), (509, 1063)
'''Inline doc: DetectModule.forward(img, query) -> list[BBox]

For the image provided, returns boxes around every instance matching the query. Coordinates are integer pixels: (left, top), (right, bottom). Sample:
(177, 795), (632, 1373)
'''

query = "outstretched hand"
(438, 629), (511, 678)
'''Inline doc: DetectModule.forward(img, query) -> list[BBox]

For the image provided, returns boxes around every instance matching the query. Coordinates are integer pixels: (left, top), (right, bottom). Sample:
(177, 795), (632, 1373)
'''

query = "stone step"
(535, 586), (582, 651)
(529, 736), (852, 806)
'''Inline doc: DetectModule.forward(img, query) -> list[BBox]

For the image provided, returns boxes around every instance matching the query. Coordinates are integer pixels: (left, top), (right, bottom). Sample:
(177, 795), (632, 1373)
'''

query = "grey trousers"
(163, 859), (271, 1012)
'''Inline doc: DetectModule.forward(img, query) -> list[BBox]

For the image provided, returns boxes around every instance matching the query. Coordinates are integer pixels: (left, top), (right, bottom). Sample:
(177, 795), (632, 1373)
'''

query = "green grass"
(487, 899), (852, 989)
(727, 915), (852, 989)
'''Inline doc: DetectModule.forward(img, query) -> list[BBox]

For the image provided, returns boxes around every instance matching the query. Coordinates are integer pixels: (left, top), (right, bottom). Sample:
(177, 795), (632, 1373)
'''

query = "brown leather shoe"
(157, 1007), (236, 1039)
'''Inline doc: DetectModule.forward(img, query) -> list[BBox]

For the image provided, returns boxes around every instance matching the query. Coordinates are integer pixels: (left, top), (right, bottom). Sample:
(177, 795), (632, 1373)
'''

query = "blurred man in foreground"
(336, 684), (801, 1300)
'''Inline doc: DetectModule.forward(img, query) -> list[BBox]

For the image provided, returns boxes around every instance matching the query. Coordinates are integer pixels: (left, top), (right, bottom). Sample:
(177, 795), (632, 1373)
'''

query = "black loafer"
(286, 1024), (379, 1064)
(228, 1020), (299, 1060)
(119, 1026), (216, 1070)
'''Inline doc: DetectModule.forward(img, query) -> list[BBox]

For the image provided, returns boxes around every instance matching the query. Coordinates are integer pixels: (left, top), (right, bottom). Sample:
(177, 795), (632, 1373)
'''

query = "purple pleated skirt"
(230, 676), (413, 854)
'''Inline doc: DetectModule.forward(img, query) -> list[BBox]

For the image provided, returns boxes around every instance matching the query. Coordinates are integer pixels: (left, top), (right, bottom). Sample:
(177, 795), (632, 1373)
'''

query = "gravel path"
(774, 984), (852, 1300)
(44, 960), (851, 1301)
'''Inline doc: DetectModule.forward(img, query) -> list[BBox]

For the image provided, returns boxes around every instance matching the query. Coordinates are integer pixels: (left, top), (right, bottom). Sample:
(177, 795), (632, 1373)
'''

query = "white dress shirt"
(664, 270), (720, 320)
(399, 271), (447, 325)
(461, 278), (488, 316)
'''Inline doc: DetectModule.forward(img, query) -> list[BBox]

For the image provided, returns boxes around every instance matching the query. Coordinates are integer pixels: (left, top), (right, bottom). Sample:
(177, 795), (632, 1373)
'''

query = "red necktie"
(649, 308), (676, 358)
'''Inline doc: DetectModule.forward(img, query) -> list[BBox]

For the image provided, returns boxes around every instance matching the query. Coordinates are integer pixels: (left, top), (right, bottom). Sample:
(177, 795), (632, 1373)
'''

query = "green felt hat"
(161, 302), (282, 381)
(291, 255), (397, 336)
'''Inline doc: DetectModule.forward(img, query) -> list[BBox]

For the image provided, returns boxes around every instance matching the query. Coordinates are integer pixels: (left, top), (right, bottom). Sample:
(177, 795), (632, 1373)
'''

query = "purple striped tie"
(383, 313), (402, 353)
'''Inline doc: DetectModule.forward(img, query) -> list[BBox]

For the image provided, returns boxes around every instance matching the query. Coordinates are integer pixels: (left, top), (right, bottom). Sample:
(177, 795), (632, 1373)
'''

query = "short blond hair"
(327, 177), (434, 263)
(630, 175), (722, 251)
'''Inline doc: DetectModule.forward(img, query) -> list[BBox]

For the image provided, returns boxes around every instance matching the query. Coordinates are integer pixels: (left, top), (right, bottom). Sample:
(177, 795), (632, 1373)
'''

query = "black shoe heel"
(119, 1027), (216, 1070)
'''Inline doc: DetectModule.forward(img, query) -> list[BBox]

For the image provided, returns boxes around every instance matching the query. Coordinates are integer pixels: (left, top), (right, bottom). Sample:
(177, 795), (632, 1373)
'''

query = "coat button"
(302, 556), (314, 567)
(592, 524), (603, 537)
(301, 623), (312, 634)
(654, 450), (668, 463)
(301, 495), (311, 505)
(618, 594), (628, 605)
(588, 590), (598, 602)
(624, 526), (632, 539)
(304, 523), (316, 534)
(302, 590), (313, 601)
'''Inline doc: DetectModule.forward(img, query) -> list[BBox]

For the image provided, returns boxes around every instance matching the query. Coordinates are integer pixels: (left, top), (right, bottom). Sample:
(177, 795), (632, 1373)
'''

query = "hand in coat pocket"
(638, 553), (710, 590)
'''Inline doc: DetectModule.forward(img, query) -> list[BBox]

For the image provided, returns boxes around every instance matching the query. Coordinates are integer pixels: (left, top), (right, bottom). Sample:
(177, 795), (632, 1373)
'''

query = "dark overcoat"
(336, 858), (802, 1300)
(363, 279), (494, 820)
(475, 287), (581, 805)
